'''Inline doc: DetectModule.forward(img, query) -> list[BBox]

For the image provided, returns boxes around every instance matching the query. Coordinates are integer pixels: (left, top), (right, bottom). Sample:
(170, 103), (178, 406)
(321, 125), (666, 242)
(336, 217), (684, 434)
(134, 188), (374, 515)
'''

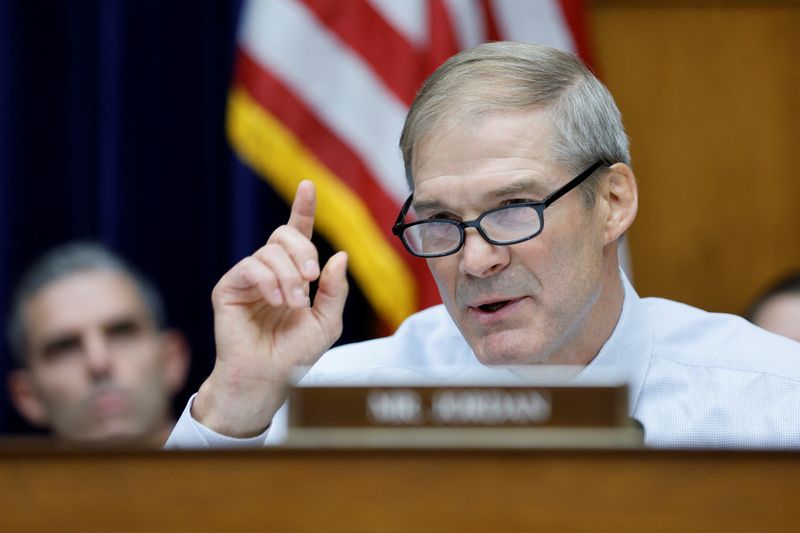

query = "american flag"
(228, 0), (592, 330)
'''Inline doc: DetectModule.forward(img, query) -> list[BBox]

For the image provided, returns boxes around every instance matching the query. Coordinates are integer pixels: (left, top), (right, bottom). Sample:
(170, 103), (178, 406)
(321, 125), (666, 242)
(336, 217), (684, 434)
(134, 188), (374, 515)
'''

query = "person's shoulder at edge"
(635, 295), (800, 449)
(641, 295), (800, 378)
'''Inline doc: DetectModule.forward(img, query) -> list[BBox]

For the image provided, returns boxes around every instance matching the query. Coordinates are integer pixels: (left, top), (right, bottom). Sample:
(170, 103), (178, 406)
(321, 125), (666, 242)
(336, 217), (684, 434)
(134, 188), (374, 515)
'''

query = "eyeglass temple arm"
(542, 160), (608, 207)
(392, 194), (415, 233)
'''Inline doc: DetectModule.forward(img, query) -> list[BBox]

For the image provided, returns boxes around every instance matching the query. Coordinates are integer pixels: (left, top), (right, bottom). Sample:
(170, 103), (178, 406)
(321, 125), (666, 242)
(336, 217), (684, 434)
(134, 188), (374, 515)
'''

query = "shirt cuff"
(163, 393), (271, 450)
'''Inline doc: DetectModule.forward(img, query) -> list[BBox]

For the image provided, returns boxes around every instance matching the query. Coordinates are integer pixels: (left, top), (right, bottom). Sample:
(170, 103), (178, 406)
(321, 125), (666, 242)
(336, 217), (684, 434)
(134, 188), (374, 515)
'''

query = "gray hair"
(399, 41), (630, 204)
(7, 242), (166, 366)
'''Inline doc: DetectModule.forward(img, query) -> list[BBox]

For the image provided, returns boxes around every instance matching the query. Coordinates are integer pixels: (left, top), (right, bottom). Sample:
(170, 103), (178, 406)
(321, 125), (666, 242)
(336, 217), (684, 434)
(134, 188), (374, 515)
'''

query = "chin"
(87, 419), (142, 441)
(471, 332), (551, 366)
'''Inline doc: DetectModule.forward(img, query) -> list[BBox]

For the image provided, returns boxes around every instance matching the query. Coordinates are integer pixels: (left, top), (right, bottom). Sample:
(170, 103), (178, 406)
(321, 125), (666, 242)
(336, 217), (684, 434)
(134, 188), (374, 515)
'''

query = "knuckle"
(254, 244), (283, 264)
(269, 225), (316, 256)
(240, 255), (261, 274)
(268, 224), (295, 243)
(282, 269), (303, 287)
(211, 282), (223, 304)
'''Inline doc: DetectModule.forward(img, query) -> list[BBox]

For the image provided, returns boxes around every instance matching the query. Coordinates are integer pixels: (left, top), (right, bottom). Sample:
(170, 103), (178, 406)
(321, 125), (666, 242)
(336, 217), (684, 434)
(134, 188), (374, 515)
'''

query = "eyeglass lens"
(402, 205), (542, 256)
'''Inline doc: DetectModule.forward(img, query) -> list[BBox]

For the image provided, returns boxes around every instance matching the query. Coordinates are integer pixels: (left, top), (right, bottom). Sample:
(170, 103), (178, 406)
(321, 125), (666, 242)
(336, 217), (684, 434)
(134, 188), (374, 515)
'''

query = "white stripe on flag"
(444, 0), (486, 50)
(240, 0), (411, 203)
(367, 0), (428, 48)
(491, 0), (575, 52)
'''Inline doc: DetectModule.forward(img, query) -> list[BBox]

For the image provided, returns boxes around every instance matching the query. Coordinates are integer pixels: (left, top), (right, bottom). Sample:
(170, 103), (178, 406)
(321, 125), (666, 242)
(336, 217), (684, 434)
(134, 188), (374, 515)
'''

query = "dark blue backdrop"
(0, 0), (374, 434)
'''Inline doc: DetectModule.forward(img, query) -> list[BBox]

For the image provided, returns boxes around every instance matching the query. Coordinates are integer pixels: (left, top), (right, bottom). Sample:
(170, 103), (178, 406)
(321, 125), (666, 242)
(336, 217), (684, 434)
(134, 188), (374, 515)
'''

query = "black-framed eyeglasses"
(392, 160), (609, 258)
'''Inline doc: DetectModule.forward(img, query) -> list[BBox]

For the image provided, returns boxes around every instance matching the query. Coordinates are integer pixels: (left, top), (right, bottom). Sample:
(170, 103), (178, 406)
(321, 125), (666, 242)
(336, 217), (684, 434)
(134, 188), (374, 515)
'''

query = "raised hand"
(193, 181), (349, 437)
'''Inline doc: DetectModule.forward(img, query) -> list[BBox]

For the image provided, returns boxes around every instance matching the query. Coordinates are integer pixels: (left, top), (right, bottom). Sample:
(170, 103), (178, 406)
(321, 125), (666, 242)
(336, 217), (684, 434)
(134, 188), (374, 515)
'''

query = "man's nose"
(458, 228), (510, 278)
(84, 333), (113, 376)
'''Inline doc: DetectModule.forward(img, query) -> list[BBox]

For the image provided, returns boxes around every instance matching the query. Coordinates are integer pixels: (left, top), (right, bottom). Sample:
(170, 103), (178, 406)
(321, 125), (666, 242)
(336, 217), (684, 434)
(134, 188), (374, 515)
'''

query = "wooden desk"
(1, 444), (798, 532)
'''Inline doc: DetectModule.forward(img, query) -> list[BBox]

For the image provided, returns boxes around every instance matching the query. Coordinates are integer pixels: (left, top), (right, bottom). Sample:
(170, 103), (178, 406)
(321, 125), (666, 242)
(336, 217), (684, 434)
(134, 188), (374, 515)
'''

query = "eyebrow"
(412, 177), (549, 213)
(104, 317), (146, 336)
(36, 315), (150, 358)
(40, 334), (81, 359)
(488, 177), (549, 199)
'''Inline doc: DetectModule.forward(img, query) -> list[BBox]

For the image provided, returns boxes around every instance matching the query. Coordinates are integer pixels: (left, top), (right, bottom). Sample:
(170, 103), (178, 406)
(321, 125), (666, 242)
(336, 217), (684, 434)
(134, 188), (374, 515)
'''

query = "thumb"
(312, 251), (349, 336)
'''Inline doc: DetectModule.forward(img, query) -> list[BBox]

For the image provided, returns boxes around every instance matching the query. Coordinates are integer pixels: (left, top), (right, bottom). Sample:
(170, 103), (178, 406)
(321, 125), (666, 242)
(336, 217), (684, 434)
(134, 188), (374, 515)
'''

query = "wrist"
(192, 368), (287, 438)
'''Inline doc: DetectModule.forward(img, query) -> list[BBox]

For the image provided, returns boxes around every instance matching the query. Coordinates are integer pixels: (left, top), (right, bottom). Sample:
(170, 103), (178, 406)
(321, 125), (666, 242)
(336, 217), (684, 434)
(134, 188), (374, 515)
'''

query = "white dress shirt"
(166, 273), (800, 449)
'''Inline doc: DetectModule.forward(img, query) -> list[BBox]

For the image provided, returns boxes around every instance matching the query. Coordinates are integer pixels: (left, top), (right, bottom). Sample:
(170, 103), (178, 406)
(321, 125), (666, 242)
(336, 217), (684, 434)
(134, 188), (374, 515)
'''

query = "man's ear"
(599, 163), (638, 244)
(7, 369), (50, 427)
(159, 329), (190, 394)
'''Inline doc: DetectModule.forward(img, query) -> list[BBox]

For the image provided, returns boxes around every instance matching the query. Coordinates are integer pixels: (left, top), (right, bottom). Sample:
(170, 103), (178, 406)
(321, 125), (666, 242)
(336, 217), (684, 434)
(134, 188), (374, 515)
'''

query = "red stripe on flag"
(234, 48), (441, 310)
(479, 0), (502, 42)
(558, 0), (594, 69)
(299, 0), (422, 106)
(425, 0), (460, 77)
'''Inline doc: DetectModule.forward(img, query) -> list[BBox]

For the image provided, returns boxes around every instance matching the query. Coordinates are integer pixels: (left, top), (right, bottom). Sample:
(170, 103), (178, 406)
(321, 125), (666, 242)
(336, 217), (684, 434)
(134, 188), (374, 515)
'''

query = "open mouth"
(476, 300), (513, 313)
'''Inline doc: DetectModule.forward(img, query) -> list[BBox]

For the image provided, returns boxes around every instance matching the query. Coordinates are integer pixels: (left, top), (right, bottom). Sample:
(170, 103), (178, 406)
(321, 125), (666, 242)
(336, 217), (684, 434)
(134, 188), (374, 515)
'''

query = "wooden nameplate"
(285, 384), (643, 449)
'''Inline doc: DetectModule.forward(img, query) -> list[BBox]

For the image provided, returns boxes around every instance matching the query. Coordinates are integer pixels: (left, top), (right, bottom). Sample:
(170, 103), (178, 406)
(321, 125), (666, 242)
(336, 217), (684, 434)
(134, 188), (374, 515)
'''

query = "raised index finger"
(287, 180), (316, 239)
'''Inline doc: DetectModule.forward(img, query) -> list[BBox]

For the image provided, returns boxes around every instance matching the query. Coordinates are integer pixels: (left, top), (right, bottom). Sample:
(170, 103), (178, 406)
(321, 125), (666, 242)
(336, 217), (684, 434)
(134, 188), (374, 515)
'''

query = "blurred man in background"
(748, 273), (800, 343)
(6, 242), (189, 446)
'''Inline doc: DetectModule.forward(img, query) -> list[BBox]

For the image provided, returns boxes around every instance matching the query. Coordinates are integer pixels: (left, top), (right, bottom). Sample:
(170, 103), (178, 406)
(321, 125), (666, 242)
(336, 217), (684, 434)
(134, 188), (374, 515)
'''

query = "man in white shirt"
(167, 42), (800, 449)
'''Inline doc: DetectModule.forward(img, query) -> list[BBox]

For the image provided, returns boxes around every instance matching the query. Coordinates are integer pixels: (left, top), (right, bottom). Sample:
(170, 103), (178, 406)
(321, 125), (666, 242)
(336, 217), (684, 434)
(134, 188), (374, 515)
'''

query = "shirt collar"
(572, 270), (652, 412)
